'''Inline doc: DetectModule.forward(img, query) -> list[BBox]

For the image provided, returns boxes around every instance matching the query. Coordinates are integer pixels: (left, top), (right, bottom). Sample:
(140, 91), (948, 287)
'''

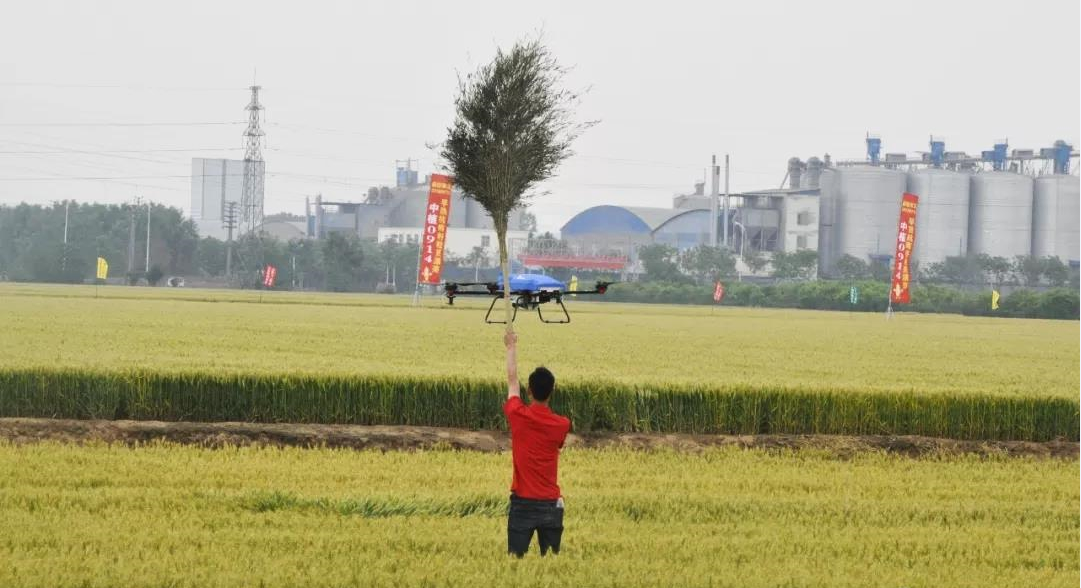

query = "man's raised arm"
(505, 331), (520, 399)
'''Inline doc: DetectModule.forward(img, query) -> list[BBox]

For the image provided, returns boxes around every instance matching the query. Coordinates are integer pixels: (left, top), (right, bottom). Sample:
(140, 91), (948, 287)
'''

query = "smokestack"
(805, 157), (823, 188)
(694, 181), (705, 196)
(787, 157), (804, 189)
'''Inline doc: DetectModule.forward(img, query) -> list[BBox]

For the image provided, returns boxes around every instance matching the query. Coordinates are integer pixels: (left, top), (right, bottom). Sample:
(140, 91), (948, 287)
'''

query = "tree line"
(0, 202), (421, 292)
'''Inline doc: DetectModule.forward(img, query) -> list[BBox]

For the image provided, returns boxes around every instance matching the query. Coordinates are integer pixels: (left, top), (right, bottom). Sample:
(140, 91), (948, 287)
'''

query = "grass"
(1, 283), (1078, 441)
(0, 441), (1076, 588)
(0, 282), (1076, 397)
(1, 369), (1076, 440)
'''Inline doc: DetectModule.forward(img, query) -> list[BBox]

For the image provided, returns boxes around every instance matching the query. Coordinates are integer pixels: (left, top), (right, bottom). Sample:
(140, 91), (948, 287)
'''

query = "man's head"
(527, 367), (555, 403)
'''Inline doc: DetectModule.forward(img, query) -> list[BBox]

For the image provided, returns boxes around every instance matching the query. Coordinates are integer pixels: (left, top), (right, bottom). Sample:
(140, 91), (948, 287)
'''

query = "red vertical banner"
(263, 265), (277, 288)
(713, 281), (725, 303)
(417, 174), (453, 285)
(890, 193), (919, 304)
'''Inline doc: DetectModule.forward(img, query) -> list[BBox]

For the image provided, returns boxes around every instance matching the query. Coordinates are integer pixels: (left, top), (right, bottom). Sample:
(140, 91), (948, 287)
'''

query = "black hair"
(528, 367), (555, 402)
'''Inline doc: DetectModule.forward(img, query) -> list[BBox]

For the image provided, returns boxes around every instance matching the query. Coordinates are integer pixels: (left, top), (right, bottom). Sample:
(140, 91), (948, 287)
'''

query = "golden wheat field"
(0, 442), (1076, 588)
(0, 283), (1076, 398)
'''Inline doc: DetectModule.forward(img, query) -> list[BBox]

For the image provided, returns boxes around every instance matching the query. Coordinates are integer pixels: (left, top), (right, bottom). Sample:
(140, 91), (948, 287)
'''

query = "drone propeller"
(564, 280), (617, 295)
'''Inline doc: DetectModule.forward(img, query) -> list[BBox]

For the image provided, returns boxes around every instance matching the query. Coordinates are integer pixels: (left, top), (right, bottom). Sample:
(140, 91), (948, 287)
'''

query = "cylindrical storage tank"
(390, 191), (428, 227)
(788, 157), (803, 189)
(968, 172), (1034, 259)
(1032, 174), (1080, 262)
(803, 157), (824, 189)
(466, 198), (494, 229)
(816, 167), (837, 276)
(834, 166), (908, 261)
(447, 193), (468, 228)
(906, 169), (969, 267)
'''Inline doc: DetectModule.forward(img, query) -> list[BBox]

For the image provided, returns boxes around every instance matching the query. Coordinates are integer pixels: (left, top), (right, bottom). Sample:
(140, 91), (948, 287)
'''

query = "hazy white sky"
(1, 0), (1078, 233)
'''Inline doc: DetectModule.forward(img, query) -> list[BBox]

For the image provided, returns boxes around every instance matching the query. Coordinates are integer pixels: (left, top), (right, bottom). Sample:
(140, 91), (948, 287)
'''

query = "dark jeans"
(507, 494), (564, 557)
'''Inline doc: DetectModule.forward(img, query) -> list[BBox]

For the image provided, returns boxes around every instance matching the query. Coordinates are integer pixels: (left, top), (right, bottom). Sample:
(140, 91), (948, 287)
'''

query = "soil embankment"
(1, 418), (1076, 459)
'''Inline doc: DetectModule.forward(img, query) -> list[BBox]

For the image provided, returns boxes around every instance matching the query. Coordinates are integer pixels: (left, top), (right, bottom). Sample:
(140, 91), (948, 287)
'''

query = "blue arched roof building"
(561, 205), (712, 251)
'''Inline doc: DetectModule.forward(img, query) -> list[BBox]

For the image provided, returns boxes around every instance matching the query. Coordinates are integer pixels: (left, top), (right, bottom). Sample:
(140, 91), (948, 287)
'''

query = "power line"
(0, 163), (186, 192)
(0, 121), (245, 127)
(0, 147), (245, 154)
(0, 82), (246, 91)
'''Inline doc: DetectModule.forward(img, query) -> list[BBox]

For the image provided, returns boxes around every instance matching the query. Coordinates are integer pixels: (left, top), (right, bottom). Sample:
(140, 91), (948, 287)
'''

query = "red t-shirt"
(503, 396), (571, 500)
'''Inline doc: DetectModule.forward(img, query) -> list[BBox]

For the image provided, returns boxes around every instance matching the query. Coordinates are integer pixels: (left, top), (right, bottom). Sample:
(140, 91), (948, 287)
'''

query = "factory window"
(797, 212), (814, 226)
(797, 235), (808, 249)
(481, 235), (491, 247)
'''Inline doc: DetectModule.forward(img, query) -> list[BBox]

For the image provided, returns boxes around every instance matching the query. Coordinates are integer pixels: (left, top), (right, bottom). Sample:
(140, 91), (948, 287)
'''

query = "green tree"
(772, 250), (818, 280)
(518, 210), (538, 237)
(834, 254), (870, 280)
(465, 245), (489, 281)
(638, 244), (684, 282)
(1042, 256), (1069, 287)
(743, 249), (769, 275)
(440, 37), (590, 331)
(679, 245), (736, 284)
(146, 265), (164, 286)
(195, 237), (227, 277)
(321, 233), (365, 292)
(983, 256), (1013, 286)
(1013, 255), (1043, 286)
(926, 255), (984, 285)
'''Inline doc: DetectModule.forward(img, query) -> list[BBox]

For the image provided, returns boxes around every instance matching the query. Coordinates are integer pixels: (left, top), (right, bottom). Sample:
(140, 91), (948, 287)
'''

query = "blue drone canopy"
(497, 273), (567, 292)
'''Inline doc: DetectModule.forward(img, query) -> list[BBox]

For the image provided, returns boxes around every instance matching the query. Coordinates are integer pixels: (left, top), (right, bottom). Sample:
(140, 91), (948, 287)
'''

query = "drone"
(443, 273), (613, 324)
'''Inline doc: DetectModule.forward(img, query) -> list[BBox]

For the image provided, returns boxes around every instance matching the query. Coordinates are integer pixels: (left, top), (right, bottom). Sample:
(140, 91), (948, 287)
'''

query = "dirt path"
(0, 418), (1075, 459)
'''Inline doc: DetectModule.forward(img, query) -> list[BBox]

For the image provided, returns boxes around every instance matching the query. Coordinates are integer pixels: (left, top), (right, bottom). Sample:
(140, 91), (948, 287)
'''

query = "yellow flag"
(569, 275), (579, 297)
(96, 257), (108, 280)
(991, 289), (1000, 310)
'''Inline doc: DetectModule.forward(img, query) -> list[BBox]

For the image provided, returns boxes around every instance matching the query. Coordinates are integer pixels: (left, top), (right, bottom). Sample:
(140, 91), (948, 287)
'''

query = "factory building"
(307, 166), (530, 262)
(190, 158), (257, 240)
(551, 136), (1077, 279)
(557, 179), (818, 272)
(817, 137), (1079, 276)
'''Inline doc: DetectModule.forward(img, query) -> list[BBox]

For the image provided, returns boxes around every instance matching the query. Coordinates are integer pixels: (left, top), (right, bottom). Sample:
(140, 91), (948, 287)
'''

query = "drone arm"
(564, 283), (614, 295)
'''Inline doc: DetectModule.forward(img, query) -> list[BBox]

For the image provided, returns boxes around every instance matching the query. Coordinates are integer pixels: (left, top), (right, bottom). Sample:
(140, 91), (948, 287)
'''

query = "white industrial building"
(189, 158), (263, 241)
(377, 227), (529, 263)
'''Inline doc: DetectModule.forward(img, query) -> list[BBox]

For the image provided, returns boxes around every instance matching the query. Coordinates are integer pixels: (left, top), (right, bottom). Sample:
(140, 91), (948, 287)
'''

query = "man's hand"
(505, 331), (520, 399)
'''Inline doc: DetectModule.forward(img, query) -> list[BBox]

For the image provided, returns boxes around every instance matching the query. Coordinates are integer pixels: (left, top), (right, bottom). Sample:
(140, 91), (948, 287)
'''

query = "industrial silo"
(906, 169), (969, 267)
(833, 166), (908, 261)
(803, 157), (824, 189)
(968, 172), (1034, 259)
(466, 198), (494, 229)
(448, 193), (468, 227)
(389, 190), (429, 227)
(1032, 174), (1080, 262)
(816, 167), (837, 275)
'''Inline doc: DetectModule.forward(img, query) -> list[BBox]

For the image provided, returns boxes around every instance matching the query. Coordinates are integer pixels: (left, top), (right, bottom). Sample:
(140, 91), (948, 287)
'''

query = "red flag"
(713, 281), (725, 303)
(417, 174), (453, 285)
(263, 265), (277, 288)
(890, 193), (919, 304)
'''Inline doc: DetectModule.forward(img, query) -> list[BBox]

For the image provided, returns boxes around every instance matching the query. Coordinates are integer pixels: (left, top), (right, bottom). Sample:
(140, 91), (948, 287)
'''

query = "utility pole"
(723, 154), (730, 248)
(127, 196), (140, 278)
(223, 201), (238, 277)
(61, 200), (70, 273)
(709, 155), (718, 248)
(145, 200), (152, 272)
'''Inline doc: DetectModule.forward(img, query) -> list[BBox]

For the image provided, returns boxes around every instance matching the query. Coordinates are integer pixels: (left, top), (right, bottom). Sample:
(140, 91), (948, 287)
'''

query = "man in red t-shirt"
(502, 332), (571, 557)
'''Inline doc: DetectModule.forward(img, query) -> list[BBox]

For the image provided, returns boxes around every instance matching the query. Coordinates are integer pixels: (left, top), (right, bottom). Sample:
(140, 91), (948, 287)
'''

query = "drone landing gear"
(536, 298), (571, 324)
(482, 295), (571, 324)
(483, 295), (519, 324)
